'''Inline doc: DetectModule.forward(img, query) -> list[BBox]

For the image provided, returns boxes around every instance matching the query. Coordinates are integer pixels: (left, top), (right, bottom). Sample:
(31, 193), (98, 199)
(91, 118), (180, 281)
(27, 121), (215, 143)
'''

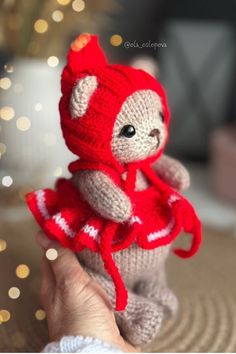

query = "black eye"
(159, 112), (164, 123)
(120, 125), (136, 138)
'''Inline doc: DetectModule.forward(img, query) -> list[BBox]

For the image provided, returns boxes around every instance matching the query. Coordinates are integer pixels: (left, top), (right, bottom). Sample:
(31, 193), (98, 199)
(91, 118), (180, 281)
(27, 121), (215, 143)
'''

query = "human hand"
(36, 231), (138, 352)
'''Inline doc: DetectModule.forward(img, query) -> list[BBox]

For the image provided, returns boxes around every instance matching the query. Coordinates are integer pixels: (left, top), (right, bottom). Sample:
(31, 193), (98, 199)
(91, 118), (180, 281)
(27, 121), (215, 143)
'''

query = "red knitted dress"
(26, 34), (202, 311)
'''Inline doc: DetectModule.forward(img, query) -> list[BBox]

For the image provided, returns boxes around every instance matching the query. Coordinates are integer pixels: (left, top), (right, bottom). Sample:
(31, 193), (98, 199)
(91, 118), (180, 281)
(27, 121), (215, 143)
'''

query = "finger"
(36, 231), (90, 286)
(40, 256), (55, 309)
(41, 255), (55, 293)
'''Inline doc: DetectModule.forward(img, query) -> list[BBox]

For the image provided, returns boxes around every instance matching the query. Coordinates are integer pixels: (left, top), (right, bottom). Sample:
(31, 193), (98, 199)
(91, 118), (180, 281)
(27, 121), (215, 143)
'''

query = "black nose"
(149, 128), (160, 138)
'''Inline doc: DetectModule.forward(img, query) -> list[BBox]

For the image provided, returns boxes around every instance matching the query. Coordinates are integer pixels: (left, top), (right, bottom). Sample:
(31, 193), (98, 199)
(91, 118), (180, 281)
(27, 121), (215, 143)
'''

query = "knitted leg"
(85, 267), (165, 346)
(134, 265), (178, 317)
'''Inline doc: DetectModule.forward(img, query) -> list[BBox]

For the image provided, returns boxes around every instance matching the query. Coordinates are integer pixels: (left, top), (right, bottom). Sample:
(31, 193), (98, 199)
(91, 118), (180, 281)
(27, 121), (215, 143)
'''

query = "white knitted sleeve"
(42, 336), (122, 353)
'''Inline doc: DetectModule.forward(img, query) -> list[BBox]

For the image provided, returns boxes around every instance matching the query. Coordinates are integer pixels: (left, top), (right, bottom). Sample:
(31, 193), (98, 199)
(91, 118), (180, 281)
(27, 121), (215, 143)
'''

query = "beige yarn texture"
(78, 244), (176, 346)
(0, 217), (235, 352)
(74, 153), (191, 344)
(112, 90), (166, 163)
(70, 75), (98, 118)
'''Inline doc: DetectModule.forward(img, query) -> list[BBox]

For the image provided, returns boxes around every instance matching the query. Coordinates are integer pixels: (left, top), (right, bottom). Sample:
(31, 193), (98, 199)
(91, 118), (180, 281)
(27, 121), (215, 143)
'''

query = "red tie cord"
(174, 204), (202, 258)
(141, 164), (202, 258)
(99, 222), (128, 311)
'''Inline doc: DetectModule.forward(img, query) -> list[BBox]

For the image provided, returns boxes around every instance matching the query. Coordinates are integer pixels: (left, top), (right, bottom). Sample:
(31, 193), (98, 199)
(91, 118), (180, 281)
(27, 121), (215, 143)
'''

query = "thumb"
(36, 231), (90, 285)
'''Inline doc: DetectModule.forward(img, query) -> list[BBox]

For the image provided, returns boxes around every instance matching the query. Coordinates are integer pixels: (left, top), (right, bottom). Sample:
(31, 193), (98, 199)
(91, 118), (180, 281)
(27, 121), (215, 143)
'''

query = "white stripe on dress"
(129, 216), (142, 225)
(147, 194), (179, 242)
(36, 190), (50, 220)
(147, 217), (175, 242)
(52, 212), (76, 238)
(168, 194), (180, 205)
(81, 224), (99, 240)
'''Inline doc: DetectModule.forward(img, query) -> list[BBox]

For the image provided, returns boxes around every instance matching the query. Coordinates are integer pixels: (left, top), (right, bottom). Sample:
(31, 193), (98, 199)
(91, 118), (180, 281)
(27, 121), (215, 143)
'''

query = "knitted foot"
(116, 294), (164, 346)
(84, 267), (164, 346)
(134, 278), (178, 317)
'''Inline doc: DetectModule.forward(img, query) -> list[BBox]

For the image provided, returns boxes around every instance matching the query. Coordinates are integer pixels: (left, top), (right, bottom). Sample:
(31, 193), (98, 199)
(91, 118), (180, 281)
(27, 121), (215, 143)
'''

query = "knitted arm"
(154, 154), (190, 191)
(74, 170), (132, 222)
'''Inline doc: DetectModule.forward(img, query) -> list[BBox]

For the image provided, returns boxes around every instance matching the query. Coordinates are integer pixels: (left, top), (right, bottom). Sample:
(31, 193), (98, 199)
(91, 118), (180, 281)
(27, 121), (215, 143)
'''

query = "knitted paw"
(134, 281), (178, 317)
(116, 296), (164, 346)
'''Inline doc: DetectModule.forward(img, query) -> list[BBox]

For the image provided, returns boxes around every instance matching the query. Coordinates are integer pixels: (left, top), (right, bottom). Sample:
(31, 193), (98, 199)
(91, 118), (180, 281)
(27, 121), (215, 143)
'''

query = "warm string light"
(34, 103), (43, 112)
(0, 142), (7, 156)
(46, 248), (58, 261)
(57, 0), (71, 5)
(4, 64), (14, 73)
(35, 309), (46, 320)
(72, 0), (85, 12)
(0, 77), (12, 90)
(16, 116), (31, 131)
(47, 56), (59, 68)
(34, 19), (48, 34)
(0, 239), (7, 252)
(8, 287), (21, 299)
(0, 106), (15, 120)
(110, 34), (123, 46)
(15, 264), (30, 279)
(0, 310), (11, 323)
(2, 176), (13, 187)
(52, 10), (64, 22)
(53, 167), (63, 177)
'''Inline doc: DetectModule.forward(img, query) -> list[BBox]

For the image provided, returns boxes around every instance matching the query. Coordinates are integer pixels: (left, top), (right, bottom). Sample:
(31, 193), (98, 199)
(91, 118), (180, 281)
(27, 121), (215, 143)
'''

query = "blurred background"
(0, 0), (236, 352)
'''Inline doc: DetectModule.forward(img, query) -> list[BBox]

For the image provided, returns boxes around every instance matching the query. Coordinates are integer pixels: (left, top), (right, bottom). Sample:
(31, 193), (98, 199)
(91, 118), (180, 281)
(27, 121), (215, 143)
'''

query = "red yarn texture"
(26, 34), (202, 311)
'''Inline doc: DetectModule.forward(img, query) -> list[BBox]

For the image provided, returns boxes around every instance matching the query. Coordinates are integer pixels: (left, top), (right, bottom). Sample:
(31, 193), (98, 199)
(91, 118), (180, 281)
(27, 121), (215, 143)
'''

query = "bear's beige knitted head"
(111, 89), (166, 163)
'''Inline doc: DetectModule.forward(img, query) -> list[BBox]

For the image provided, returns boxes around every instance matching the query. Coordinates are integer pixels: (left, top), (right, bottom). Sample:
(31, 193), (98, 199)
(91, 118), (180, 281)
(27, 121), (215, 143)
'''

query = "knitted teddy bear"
(26, 34), (201, 346)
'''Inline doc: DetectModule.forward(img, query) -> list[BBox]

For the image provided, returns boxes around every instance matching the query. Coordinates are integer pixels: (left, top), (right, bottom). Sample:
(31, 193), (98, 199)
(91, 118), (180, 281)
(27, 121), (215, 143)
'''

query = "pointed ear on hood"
(70, 75), (98, 118)
(66, 34), (107, 76)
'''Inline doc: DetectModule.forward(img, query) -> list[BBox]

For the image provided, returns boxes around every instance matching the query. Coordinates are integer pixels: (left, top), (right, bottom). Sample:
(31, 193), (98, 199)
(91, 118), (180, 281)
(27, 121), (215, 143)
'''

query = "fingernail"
(36, 231), (51, 249)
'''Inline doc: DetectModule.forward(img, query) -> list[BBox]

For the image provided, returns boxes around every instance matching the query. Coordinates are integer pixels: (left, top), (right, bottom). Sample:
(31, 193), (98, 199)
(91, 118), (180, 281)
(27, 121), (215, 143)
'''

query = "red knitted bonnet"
(59, 34), (170, 173)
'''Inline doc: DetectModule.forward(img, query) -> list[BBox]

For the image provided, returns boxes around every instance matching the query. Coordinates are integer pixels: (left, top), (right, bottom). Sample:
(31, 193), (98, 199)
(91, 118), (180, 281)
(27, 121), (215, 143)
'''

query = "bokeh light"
(47, 56), (59, 68)
(0, 77), (12, 90)
(4, 64), (14, 73)
(52, 10), (64, 22)
(0, 142), (7, 155)
(35, 309), (46, 320)
(46, 248), (58, 261)
(16, 264), (30, 279)
(34, 103), (43, 111)
(2, 176), (13, 187)
(53, 167), (63, 177)
(0, 310), (11, 323)
(0, 239), (7, 252)
(110, 34), (123, 46)
(8, 287), (21, 299)
(72, 0), (85, 12)
(0, 106), (15, 120)
(34, 19), (48, 34)
(16, 116), (31, 131)
(57, 0), (71, 5)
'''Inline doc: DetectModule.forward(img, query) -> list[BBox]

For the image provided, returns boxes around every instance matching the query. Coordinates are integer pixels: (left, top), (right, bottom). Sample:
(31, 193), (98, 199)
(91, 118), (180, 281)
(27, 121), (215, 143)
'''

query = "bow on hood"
(59, 34), (170, 175)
